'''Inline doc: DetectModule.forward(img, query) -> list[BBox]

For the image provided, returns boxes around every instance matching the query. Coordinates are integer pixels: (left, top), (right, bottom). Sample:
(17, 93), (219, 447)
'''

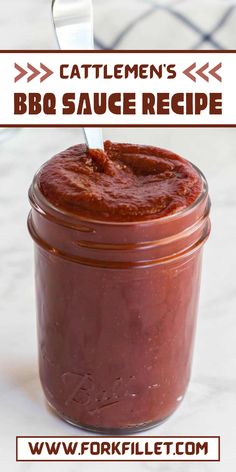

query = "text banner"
(16, 436), (220, 462)
(0, 51), (235, 126)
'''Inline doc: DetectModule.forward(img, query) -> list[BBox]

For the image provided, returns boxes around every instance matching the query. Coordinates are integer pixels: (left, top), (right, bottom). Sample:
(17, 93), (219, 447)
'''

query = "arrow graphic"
(27, 63), (41, 82)
(14, 63), (54, 82)
(196, 62), (209, 82)
(209, 62), (222, 82)
(14, 63), (27, 82)
(183, 62), (222, 82)
(182, 62), (196, 82)
(40, 63), (54, 82)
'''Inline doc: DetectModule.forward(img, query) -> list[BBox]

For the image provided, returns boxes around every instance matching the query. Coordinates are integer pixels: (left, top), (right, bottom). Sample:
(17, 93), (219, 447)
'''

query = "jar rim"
(29, 162), (208, 227)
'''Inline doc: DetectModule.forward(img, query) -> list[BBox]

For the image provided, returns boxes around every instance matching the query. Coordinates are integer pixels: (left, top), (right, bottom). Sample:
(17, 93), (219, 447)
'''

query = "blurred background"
(0, 0), (236, 49)
(0, 0), (236, 470)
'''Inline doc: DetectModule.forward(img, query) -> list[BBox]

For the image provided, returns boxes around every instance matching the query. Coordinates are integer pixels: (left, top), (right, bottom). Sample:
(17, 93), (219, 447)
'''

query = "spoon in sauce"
(51, 0), (104, 150)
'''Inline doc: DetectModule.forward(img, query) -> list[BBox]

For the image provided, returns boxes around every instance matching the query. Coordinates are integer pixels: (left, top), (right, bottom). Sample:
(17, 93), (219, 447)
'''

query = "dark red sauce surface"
(38, 141), (202, 221)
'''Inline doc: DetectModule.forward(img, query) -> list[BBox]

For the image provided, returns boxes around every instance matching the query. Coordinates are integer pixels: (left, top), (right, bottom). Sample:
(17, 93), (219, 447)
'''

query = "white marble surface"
(0, 127), (236, 472)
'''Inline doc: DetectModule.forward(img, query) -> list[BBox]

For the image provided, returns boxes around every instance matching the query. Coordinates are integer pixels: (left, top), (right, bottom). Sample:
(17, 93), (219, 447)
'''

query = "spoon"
(51, 0), (104, 150)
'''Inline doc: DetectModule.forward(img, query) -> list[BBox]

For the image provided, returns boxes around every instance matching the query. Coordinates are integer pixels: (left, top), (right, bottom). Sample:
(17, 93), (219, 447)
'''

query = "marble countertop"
(0, 127), (236, 472)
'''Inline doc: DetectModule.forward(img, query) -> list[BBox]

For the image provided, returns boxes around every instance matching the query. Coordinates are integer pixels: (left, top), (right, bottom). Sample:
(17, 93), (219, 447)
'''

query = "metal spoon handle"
(52, 0), (104, 150)
(83, 127), (104, 149)
(52, 0), (94, 50)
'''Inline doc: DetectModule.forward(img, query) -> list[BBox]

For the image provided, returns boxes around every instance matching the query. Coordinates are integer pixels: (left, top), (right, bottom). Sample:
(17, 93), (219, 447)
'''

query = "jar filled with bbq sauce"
(28, 141), (210, 433)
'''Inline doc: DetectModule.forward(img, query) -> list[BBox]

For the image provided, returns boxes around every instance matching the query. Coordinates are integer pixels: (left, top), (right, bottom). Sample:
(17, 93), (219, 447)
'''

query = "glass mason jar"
(28, 165), (210, 434)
